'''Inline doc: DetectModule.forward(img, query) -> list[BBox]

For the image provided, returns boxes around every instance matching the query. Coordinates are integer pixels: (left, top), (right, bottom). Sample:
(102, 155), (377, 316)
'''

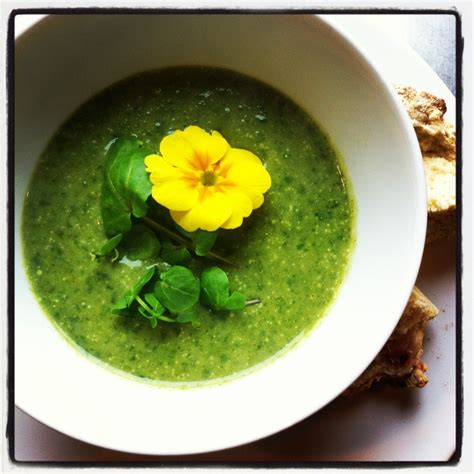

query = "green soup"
(22, 67), (355, 383)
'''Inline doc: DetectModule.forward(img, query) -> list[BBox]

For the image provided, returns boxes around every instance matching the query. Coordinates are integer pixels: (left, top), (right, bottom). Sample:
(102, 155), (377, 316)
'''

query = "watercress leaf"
(112, 295), (130, 313)
(101, 136), (152, 236)
(120, 224), (161, 261)
(177, 304), (200, 327)
(193, 230), (218, 256)
(112, 266), (156, 313)
(129, 267), (156, 296)
(200, 266), (230, 310)
(160, 241), (192, 266)
(144, 292), (165, 315)
(222, 292), (246, 311)
(154, 266), (200, 314)
(173, 226), (217, 257)
(94, 233), (123, 257)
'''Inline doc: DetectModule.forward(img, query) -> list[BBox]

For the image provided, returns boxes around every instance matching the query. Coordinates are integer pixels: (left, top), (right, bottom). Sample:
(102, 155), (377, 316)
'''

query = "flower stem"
(206, 250), (238, 268)
(142, 216), (189, 246)
(142, 216), (237, 267)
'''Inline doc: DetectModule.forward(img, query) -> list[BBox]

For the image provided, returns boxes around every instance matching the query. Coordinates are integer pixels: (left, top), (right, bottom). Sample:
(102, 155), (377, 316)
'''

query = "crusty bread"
(347, 87), (453, 394)
(396, 86), (456, 243)
(424, 156), (456, 243)
(345, 287), (438, 396)
(396, 86), (456, 161)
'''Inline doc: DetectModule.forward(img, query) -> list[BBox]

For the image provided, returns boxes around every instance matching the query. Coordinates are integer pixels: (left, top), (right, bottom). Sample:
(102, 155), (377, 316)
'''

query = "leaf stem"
(157, 314), (177, 323)
(245, 298), (261, 306)
(142, 216), (237, 267)
(135, 295), (155, 315)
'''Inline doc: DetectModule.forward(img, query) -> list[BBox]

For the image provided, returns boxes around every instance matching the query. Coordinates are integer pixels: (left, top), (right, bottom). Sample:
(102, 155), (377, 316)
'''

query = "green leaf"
(177, 304), (200, 327)
(200, 267), (247, 311)
(144, 292), (165, 316)
(120, 224), (161, 261)
(174, 225), (218, 257)
(200, 266), (230, 310)
(154, 266), (200, 314)
(112, 266), (156, 313)
(101, 137), (152, 236)
(160, 241), (192, 266)
(94, 233), (123, 257)
(222, 292), (246, 311)
(193, 230), (218, 256)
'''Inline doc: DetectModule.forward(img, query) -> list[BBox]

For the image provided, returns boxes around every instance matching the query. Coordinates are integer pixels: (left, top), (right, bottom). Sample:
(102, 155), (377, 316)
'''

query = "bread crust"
(348, 87), (454, 394)
(427, 207), (456, 243)
(345, 287), (438, 396)
(396, 85), (456, 161)
(396, 86), (456, 244)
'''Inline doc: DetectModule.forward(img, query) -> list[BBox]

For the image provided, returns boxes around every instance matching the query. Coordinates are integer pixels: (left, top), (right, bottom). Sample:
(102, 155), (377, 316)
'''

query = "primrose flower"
(144, 126), (271, 232)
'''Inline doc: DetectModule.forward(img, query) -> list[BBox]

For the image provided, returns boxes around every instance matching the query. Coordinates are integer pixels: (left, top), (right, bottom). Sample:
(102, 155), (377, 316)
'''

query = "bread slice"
(347, 87), (451, 394)
(345, 287), (438, 396)
(396, 86), (456, 161)
(396, 86), (456, 243)
(424, 156), (456, 243)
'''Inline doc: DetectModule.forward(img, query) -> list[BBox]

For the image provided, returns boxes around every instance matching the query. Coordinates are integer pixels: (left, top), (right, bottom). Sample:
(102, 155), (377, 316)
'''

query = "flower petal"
(151, 180), (199, 212)
(170, 188), (232, 232)
(219, 148), (271, 209)
(145, 154), (181, 178)
(220, 190), (253, 229)
(159, 132), (197, 171)
(159, 127), (229, 172)
(219, 147), (263, 172)
(181, 126), (229, 166)
(147, 154), (197, 186)
(146, 155), (199, 211)
(148, 127), (271, 231)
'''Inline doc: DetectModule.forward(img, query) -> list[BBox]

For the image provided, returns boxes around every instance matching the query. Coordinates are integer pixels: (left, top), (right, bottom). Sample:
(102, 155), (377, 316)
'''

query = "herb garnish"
(97, 134), (265, 330)
(154, 266), (200, 315)
(200, 267), (246, 311)
(120, 224), (161, 261)
(94, 233), (123, 260)
(160, 241), (192, 266)
(112, 266), (156, 313)
(113, 265), (257, 328)
(101, 137), (152, 236)
(99, 137), (233, 266)
(177, 228), (218, 257)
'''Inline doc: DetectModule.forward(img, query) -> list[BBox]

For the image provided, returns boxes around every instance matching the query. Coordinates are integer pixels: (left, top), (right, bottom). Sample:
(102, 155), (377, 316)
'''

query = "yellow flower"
(144, 126), (271, 232)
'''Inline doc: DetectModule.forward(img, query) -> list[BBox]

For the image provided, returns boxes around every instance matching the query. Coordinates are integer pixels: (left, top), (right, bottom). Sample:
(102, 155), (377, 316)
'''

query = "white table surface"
(13, 12), (458, 463)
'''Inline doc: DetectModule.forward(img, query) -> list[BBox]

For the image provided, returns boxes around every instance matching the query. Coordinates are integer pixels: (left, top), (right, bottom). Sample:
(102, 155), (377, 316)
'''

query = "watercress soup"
(22, 67), (354, 383)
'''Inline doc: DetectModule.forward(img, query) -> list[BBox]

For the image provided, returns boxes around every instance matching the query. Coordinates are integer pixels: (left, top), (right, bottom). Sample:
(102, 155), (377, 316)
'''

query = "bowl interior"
(14, 14), (426, 454)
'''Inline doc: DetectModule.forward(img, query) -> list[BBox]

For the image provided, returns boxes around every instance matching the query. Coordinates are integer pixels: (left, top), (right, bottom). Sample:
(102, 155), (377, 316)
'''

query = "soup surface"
(23, 67), (355, 383)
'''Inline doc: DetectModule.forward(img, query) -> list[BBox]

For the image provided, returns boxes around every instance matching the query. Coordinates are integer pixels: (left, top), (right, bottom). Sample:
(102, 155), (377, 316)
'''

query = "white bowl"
(14, 14), (426, 455)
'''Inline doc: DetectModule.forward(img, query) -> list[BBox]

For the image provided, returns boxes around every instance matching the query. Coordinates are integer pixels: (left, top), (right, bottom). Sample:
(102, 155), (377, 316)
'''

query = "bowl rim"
(13, 13), (427, 455)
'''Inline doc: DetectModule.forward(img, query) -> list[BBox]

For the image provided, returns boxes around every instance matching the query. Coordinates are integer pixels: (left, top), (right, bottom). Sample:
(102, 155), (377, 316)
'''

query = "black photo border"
(6, 7), (464, 467)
